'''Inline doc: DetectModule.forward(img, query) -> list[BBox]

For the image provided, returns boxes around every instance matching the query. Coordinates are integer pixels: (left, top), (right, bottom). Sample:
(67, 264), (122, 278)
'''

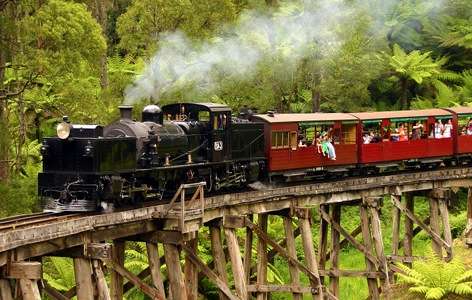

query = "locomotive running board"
(43, 198), (97, 213)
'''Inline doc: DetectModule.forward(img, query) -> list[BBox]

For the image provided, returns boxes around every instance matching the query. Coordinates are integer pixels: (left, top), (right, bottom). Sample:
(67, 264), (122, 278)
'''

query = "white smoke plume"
(124, 0), (353, 104)
(123, 0), (446, 104)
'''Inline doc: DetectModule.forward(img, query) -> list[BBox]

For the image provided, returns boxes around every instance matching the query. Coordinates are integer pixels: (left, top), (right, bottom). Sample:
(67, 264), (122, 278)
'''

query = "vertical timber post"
(0, 279), (13, 300)
(164, 243), (187, 300)
(146, 242), (166, 299)
(184, 238), (199, 300)
(366, 197), (390, 293)
(404, 194), (414, 268)
(73, 258), (94, 300)
(360, 203), (379, 299)
(466, 188), (472, 246)
(209, 222), (229, 300)
(391, 194), (401, 258)
(110, 240), (125, 300)
(224, 217), (248, 300)
(283, 214), (302, 300)
(318, 205), (329, 286)
(244, 214), (253, 298)
(429, 192), (442, 257)
(298, 208), (323, 300)
(93, 260), (111, 300)
(434, 189), (453, 261)
(329, 205), (341, 298)
(18, 279), (41, 300)
(256, 214), (268, 300)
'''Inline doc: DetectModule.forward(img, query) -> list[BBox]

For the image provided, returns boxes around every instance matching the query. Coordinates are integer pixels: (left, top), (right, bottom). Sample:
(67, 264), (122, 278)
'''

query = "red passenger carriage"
(350, 109), (454, 166)
(445, 107), (472, 158)
(252, 112), (358, 176)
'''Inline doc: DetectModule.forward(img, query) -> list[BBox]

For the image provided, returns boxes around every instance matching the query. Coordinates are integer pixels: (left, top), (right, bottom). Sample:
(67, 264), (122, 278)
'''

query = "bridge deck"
(1, 167), (472, 268)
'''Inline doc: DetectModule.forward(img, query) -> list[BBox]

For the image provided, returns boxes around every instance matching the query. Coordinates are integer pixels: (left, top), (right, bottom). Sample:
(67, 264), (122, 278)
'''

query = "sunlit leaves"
(397, 256), (472, 300)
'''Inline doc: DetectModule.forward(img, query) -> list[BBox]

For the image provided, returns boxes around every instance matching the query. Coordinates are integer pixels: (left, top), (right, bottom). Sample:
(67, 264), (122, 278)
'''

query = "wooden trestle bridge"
(1, 167), (472, 300)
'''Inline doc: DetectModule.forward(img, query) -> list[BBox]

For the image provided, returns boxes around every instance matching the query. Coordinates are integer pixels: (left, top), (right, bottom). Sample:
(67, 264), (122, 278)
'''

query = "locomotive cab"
(161, 103), (232, 163)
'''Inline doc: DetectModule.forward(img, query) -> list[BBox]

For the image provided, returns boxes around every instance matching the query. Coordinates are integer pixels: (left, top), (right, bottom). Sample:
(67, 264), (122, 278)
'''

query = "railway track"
(0, 211), (85, 232)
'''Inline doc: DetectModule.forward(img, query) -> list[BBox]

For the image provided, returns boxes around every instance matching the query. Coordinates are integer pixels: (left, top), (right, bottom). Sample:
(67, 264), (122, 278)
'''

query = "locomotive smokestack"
(119, 105), (133, 120)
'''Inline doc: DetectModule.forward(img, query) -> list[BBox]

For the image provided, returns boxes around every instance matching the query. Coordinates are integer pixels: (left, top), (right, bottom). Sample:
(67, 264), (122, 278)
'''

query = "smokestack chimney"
(119, 105), (133, 120)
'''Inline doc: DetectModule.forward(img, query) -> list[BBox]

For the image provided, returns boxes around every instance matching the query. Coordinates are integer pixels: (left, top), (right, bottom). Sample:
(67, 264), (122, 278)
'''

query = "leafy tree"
(381, 44), (445, 109)
(397, 256), (472, 300)
(116, 0), (237, 57)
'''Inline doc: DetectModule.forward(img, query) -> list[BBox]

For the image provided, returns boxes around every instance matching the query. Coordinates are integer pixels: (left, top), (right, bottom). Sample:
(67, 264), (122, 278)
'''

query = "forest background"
(1, 0), (472, 299)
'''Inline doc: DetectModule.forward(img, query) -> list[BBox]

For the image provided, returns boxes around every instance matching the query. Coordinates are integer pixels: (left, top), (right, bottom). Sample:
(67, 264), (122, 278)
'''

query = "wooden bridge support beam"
(429, 194), (442, 257)
(3, 262), (42, 300)
(110, 240), (125, 300)
(73, 258), (94, 300)
(209, 222), (229, 300)
(359, 204), (380, 299)
(283, 214), (302, 300)
(18, 279), (41, 300)
(365, 197), (390, 293)
(430, 189), (453, 261)
(164, 242), (187, 300)
(391, 191), (453, 264)
(92, 260), (111, 300)
(184, 238), (199, 300)
(329, 205), (341, 298)
(297, 209), (323, 300)
(146, 242), (166, 299)
(0, 279), (13, 300)
(224, 217), (248, 300)
(318, 206), (329, 286)
(403, 193), (414, 268)
(244, 215), (253, 299)
(256, 214), (268, 300)
(466, 188), (472, 246)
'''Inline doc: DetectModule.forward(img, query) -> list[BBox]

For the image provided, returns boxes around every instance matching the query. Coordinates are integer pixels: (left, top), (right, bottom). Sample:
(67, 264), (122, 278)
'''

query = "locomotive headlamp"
(57, 116), (72, 140)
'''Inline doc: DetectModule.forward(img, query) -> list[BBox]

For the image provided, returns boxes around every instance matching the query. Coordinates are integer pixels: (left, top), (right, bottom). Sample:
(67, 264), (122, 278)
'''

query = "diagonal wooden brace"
(244, 217), (324, 296)
(182, 244), (240, 300)
(391, 195), (452, 257)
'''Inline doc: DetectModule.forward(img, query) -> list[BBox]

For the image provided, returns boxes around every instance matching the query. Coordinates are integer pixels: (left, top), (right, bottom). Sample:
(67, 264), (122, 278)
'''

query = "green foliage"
(21, 0), (106, 76)
(116, 0), (237, 56)
(397, 256), (472, 299)
(43, 257), (76, 291)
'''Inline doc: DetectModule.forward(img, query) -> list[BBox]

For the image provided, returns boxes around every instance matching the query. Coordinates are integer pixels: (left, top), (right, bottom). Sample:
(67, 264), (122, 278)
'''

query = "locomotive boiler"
(39, 103), (266, 212)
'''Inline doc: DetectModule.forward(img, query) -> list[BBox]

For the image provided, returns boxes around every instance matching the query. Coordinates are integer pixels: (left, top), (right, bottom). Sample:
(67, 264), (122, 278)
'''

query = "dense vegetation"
(1, 0), (472, 299)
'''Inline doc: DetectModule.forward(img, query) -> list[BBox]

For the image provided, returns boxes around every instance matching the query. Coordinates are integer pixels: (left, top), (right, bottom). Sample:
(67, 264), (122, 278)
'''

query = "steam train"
(39, 102), (472, 212)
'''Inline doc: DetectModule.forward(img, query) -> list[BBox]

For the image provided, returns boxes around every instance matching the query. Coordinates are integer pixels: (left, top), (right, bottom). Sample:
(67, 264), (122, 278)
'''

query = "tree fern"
(43, 257), (76, 292)
(397, 256), (472, 299)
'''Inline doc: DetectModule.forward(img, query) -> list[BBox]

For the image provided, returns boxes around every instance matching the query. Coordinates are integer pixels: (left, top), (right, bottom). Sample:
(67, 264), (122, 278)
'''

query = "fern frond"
(455, 270), (472, 284)
(450, 283), (472, 295)
(425, 287), (446, 300)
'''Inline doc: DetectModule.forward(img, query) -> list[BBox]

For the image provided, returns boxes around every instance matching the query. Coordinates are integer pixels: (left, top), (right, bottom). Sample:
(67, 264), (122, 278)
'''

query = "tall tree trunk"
(311, 87), (320, 112)
(0, 48), (8, 182)
(400, 78), (409, 110)
(94, 0), (109, 89)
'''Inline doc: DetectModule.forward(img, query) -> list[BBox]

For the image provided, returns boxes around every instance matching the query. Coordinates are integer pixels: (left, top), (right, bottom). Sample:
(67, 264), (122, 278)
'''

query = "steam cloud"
(123, 0), (445, 105)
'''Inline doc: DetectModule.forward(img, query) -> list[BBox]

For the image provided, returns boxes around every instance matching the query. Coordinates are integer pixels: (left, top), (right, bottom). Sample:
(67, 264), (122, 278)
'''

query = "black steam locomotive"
(39, 103), (266, 212)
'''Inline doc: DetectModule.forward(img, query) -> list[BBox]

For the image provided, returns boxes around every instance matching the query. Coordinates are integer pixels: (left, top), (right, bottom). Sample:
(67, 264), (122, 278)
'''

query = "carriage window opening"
(431, 118), (453, 138)
(391, 122), (409, 142)
(409, 120), (426, 140)
(271, 131), (290, 149)
(290, 132), (297, 150)
(362, 121), (381, 144)
(459, 117), (472, 136)
(342, 124), (357, 144)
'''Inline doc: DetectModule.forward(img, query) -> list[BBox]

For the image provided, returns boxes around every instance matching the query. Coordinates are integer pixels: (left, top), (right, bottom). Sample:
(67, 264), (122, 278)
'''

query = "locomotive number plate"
(214, 141), (223, 151)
